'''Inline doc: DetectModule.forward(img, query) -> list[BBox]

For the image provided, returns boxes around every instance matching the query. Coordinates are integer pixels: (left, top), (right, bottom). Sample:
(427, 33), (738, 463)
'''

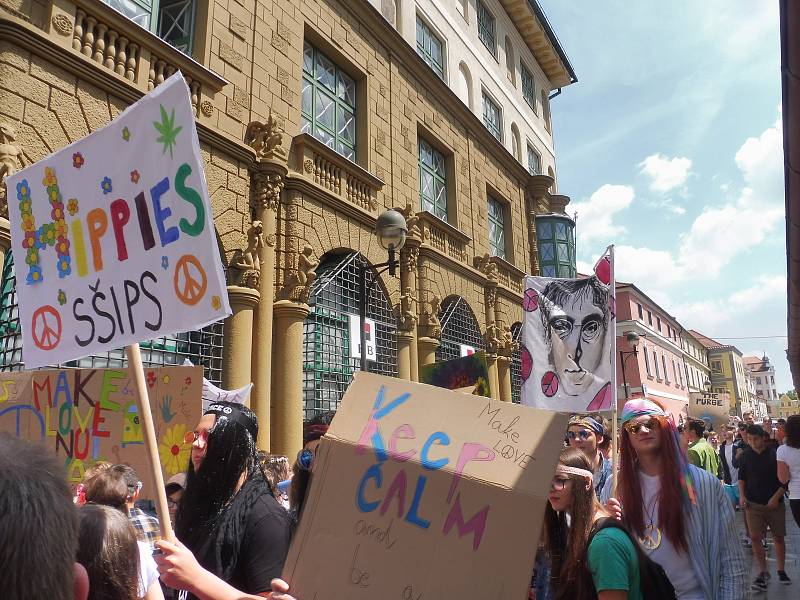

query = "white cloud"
(571, 184), (634, 246)
(639, 153), (693, 193)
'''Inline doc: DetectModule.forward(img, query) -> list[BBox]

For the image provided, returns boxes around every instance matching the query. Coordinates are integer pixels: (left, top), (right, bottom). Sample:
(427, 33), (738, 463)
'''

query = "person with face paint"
(539, 277), (610, 398)
(166, 401), (291, 600)
(566, 415), (613, 499)
(603, 399), (746, 600)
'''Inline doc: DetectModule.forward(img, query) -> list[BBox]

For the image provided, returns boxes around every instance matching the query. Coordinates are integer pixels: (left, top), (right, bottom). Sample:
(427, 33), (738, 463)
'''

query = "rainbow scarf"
(621, 399), (697, 505)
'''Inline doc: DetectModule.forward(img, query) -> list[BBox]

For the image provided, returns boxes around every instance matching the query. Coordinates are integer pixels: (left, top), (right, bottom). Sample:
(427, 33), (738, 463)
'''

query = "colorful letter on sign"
(5, 73), (231, 368)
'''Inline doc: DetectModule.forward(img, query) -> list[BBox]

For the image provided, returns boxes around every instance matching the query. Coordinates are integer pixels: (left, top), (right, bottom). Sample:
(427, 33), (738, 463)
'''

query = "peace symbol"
(541, 371), (559, 397)
(639, 524), (662, 551)
(173, 254), (207, 306)
(31, 305), (62, 350)
(523, 288), (539, 312)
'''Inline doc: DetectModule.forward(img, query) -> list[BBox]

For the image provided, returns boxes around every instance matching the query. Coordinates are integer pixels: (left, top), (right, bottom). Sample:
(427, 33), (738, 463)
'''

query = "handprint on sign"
(160, 395), (176, 423)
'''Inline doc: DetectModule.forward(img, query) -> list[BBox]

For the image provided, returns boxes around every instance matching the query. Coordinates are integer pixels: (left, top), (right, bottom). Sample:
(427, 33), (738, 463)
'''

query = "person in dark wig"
(174, 401), (291, 599)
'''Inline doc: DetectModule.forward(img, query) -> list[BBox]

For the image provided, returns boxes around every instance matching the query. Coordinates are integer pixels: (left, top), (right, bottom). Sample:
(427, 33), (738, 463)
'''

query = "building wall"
(709, 348), (749, 416)
(681, 332), (711, 394)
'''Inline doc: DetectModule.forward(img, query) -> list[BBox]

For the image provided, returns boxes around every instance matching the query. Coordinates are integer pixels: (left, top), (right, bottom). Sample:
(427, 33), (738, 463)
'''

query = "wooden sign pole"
(125, 343), (175, 541)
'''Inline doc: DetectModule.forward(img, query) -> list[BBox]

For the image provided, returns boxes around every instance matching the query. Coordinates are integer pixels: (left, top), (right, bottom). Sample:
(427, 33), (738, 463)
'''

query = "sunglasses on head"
(624, 417), (659, 435)
(183, 430), (208, 444)
(566, 429), (593, 441)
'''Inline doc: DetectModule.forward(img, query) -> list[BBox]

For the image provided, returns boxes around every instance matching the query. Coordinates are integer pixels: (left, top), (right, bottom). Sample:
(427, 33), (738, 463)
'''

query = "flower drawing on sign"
(122, 126), (131, 142)
(159, 424), (191, 475)
(26, 265), (42, 284)
(153, 104), (182, 158)
(72, 152), (84, 168)
(161, 256), (169, 270)
(162, 375), (171, 385)
(211, 295), (221, 310)
(146, 371), (157, 388)
(57, 289), (66, 306)
(100, 176), (113, 195)
(184, 377), (191, 386)
(67, 198), (79, 216)
(130, 170), (140, 184)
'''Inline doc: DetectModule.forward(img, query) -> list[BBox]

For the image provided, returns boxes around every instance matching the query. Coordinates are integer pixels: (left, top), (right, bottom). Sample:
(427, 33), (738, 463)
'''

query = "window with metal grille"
(436, 296), (485, 361)
(536, 216), (576, 277)
(301, 41), (357, 161)
(510, 322), (523, 403)
(488, 197), (506, 260)
(101, 0), (196, 55)
(521, 61), (536, 111)
(527, 144), (542, 175)
(419, 137), (448, 221)
(303, 252), (397, 422)
(477, 0), (496, 56)
(416, 15), (445, 79)
(0, 250), (225, 383)
(482, 91), (502, 141)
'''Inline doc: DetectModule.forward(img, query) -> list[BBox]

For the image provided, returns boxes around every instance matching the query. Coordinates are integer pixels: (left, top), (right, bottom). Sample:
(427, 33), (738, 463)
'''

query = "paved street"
(740, 502), (800, 599)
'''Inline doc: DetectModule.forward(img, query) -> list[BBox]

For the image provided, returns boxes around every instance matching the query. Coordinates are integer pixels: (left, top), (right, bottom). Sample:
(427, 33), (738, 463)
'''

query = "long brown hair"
(77, 504), (140, 600)
(544, 447), (605, 600)
(618, 414), (688, 552)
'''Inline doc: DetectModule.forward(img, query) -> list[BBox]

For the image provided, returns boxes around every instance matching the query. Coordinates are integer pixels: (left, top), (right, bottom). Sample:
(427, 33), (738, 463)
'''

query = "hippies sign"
(521, 249), (616, 413)
(4, 73), (231, 368)
(283, 372), (568, 599)
(0, 365), (201, 497)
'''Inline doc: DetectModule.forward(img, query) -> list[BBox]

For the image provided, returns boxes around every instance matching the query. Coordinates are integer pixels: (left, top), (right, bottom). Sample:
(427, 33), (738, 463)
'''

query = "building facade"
(681, 330), (711, 394)
(743, 354), (779, 411)
(0, 0), (575, 458)
(778, 393), (800, 419)
(690, 331), (752, 417)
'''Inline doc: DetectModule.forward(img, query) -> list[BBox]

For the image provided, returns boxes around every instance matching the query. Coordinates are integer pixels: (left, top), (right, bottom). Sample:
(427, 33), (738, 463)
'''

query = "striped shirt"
(602, 465), (746, 600)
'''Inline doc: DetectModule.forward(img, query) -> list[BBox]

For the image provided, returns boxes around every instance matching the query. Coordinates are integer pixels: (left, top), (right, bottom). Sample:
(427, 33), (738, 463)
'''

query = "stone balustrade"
(418, 211), (470, 263)
(294, 133), (382, 213)
(491, 255), (525, 293)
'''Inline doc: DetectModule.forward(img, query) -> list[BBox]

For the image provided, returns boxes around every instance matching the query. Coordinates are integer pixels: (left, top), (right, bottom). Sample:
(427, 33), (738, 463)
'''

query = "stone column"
(418, 336), (440, 371)
(396, 331), (414, 380)
(245, 113), (288, 452)
(397, 236), (420, 382)
(410, 327), (420, 382)
(270, 300), (309, 458)
(487, 353), (500, 399)
(0, 217), (10, 276)
(497, 355), (512, 402)
(222, 285), (259, 391)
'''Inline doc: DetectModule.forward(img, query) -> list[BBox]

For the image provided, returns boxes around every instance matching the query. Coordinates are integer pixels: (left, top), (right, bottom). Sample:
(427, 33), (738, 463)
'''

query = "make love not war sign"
(5, 73), (231, 368)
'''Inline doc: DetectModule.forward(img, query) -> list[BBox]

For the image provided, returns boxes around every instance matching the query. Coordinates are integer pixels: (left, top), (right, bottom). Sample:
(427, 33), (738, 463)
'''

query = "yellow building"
(778, 394), (800, 419)
(690, 331), (751, 417)
(0, 0), (576, 457)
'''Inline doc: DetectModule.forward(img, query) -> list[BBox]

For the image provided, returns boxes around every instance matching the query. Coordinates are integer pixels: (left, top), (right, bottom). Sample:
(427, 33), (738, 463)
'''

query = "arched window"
(542, 89), (552, 133)
(436, 296), (485, 361)
(0, 250), (225, 382)
(457, 62), (473, 110)
(303, 252), (397, 421)
(510, 322), (523, 403)
(504, 36), (515, 85)
(511, 123), (521, 161)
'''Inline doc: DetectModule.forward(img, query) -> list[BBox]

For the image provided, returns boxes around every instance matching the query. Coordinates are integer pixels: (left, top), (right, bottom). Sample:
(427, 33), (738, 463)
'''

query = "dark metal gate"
(435, 296), (485, 361)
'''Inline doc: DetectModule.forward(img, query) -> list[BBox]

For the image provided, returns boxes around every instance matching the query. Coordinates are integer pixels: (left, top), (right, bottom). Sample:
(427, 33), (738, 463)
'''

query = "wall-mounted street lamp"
(358, 210), (408, 371)
(620, 331), (641, 400)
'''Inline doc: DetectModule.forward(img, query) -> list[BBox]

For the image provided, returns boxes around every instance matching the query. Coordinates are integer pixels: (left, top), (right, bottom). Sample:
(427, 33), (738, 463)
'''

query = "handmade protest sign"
(689, 391), (730, 432)
(4, 73), (231, 368)
(0, 365), (201, 498)
(420, 351), (491, 396)
(282, 372), (569, 599)
(521, 248), (616, 413)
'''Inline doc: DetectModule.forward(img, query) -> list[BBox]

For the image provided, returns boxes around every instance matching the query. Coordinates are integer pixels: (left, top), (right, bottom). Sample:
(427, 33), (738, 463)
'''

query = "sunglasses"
(566, 429), (593, 441)
(550, 477), (571, 491)
(183, 430), (208, 445)
(624, 417), (659, 435)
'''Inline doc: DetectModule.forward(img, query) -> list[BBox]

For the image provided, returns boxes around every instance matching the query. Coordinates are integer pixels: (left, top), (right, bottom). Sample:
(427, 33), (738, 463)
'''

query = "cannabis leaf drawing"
(153, 105), (183, 158)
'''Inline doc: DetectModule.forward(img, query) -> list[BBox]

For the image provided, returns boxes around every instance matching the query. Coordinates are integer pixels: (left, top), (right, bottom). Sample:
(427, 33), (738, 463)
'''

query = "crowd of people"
(2, 398), (800, 600)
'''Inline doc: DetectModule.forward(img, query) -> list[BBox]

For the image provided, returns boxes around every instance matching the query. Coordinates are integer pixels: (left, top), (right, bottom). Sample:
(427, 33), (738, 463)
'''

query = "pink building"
(616, 283), (690, 423)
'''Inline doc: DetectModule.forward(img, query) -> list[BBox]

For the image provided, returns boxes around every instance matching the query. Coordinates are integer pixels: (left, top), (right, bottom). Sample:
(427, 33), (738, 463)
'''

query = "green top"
(587, 527), (643, 600)
(688, 438), (721, 478)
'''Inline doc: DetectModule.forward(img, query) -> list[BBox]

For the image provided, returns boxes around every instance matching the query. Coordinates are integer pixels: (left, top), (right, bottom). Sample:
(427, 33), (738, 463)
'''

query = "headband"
(204, 402), (258, 442)
(620, 398), (697, 506)
(556, 465), (593, 490)
(568, 415), (605, 435)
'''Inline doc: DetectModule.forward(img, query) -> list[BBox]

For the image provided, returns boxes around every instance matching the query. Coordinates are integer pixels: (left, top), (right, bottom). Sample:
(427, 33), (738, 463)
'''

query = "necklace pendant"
(639, 524), (662, 551)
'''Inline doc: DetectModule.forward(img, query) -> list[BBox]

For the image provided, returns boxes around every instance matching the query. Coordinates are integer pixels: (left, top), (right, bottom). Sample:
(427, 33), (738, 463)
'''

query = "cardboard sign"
(420, 351), (491, 397)
(521, 249), (616, 413)
(0, 366), (201, 497)
(283, 372), (568, 599)
(689, 391), (730, 432)
(4, 73), (231, 368)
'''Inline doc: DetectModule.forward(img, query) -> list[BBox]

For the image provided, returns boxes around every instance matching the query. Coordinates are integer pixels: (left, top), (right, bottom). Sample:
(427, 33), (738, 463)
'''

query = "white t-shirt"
(777, 444), (800, 499)
(640, 473), (705, 600)
(138, 541), (159, 597)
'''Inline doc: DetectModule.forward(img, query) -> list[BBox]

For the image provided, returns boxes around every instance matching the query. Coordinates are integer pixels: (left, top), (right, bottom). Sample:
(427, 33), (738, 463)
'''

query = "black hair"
(746, 424), (766, 437)
(175, 402), (274, 582)
(539, 277), (610, 344)
(785, 415), (800, 448)
(0, 434), (77, 600)
(686, 419), (706, 438)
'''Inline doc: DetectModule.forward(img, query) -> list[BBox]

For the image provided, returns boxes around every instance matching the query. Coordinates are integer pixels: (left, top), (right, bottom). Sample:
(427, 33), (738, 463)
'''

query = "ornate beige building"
(0, 0), (575, 458)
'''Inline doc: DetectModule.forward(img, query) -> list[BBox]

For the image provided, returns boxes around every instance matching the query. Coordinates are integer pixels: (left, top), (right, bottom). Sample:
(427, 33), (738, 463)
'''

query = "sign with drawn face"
(521, 251), (616, 412)
(282, 373), (569, 599)
(0, 366), (202, 497)
(4, 73), (230, 368)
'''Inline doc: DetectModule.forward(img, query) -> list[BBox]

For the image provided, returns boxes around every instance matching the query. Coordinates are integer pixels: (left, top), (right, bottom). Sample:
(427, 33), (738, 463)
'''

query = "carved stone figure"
(229, 221), (264, 289)
(485, 322), (502, 353)
(396, 201), (421, 239)
(245, 111), (287, 161)
(254, 172), (283, 211)
(501, 326), (518, 355)
(0, 123), (29, 218)
(474, 252), (499, 282)
(421, 293), (442, 338)
(283, 244), (319, 303)
(399, 286), (417, 331)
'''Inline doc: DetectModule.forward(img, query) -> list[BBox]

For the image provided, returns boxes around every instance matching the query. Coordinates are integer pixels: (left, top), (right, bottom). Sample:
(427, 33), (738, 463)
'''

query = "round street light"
(625, 331), (640, 349)
(376, 209), (408, 252)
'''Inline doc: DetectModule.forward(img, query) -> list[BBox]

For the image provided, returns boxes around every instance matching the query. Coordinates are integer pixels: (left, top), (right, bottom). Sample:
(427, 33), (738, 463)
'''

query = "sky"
(539, 0), (790, 393)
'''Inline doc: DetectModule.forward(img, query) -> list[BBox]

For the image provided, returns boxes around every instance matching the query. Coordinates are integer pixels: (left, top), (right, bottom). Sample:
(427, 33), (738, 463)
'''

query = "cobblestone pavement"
(739, 501), (799, 599)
